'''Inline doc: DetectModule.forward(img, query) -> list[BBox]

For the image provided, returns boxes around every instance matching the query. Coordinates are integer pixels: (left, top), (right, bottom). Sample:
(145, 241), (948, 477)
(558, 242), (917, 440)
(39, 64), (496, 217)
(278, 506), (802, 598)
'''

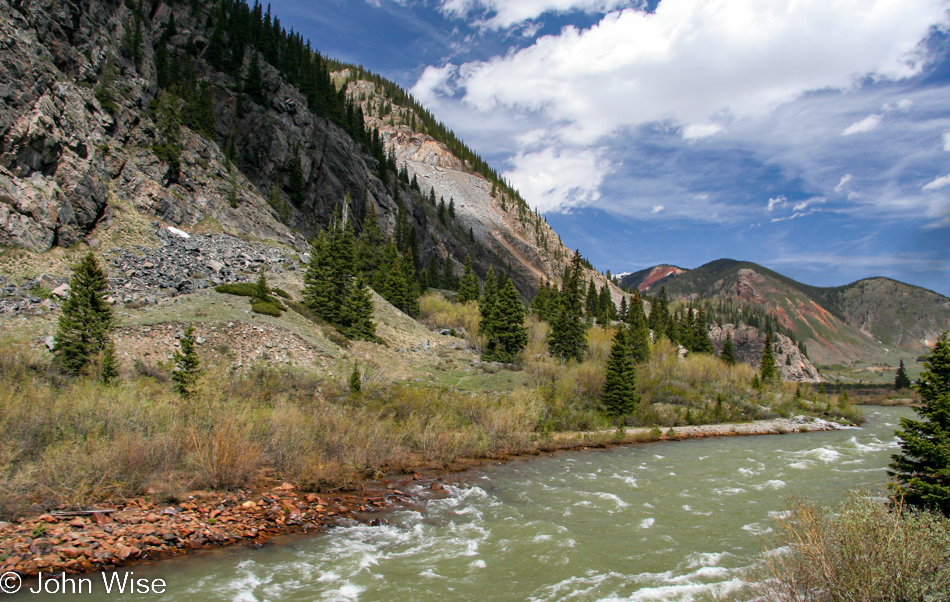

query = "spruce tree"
(618, 296), (628, 323)
(54, 252), (115, 376)
(303, 232), (335, 322)
(585, 280), (598, 320)
(356, 204), (386, 286)
(721, 331), (736, 365)
(172, 324), (202, 398)
(255, 265), (269, 299)
(244, 52), (265, 105)
(889, 333), (950, 515)
(349, 362), (361, 394)
(99, 338), (119, 385)
(602, 327), (640, 417)
(759, 331), (778, 382)
(458, 255), (480, 303)
(479, 266), (498, 341)
(340, 273), (376, 341)
(626, 291), (651, 364)
(426, 256), (441, 290)
(649, 287), (670, 340)
(548, 251), (588, 362)
(691, 307), (714, 354)
(895, 359), (912, 390)
(484, 276), (527, 363)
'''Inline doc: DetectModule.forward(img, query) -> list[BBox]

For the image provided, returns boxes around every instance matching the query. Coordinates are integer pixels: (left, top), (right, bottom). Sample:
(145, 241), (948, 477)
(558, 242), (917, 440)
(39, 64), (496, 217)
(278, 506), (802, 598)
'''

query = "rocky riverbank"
(0, 476), (443, 579)
(0, 415), (848, 580)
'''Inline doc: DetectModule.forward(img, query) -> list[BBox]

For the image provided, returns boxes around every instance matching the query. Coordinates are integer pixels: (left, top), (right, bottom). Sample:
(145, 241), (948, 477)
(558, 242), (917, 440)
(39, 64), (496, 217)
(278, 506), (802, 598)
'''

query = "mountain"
(0, 0), (609, 301)
(619, 264), (687, 292)
(624, 259), (950, 371)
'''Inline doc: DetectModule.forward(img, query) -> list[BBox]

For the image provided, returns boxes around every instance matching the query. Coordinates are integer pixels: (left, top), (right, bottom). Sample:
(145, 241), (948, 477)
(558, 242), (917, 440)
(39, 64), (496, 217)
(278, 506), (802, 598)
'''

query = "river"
(19, 406), (914, 601)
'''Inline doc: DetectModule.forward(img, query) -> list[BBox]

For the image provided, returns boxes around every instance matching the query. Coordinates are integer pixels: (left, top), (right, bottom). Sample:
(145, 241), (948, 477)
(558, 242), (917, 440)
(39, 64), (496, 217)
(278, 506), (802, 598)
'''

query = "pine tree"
(721, 331), (736, 365)
(889, 333), (950, 515)
(340, 273), (376, 341)
(356, 203), (386, 286)
(548, 251), (588, 362)
(691, 307), (714, 354)
(759, 331), (778, 382)
(649, 287), (670, 340)
(99, 338), (119, 385)
(457, 255), (480, 303)
(426, 256), (441, 290)
(597, 284), (615, 325)
(602, 327), (640, 417)
(172, 324), (202, 398)
(618, 296), (628, 323)
(244, 52), (265, 105)
(895, 359), (912, 390)
(303, 232), (336, 321)
(255, 265), (269, 299)
(626, 291), (651, 364)
(54, 253), (115, 376)
(349, 361), (361, 394)
(484, 276), (527, 363)
(585, 280), (598, 320)
(479, 266), (498, 340)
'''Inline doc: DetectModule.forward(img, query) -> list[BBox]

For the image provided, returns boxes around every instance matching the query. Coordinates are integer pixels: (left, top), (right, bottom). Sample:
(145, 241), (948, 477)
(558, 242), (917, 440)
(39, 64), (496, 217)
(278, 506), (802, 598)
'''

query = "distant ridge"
(621, 259), (950, 367)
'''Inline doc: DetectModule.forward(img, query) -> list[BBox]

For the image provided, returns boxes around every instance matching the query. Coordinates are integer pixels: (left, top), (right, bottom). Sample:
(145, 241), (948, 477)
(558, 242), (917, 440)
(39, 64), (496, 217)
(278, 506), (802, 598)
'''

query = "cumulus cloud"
(417, 0), (949, 212)
(923, 174), (950, 190)
(842, 114), (883, 135)
(439, 0), (636, 30)
(425, 0), (947, 145)
(502, 147), (612, 212)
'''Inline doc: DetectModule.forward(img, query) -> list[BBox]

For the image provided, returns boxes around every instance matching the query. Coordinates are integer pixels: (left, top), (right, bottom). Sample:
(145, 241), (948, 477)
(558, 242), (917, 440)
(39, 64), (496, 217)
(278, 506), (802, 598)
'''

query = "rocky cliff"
(0, 0), (589, 300)
(709, 324), (822, 383)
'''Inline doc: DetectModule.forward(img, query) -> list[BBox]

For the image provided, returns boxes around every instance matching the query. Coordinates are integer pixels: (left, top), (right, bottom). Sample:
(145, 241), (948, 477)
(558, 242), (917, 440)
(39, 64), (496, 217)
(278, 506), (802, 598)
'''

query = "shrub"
(752, 491), (950, 601)
(251, 300), (283, 316)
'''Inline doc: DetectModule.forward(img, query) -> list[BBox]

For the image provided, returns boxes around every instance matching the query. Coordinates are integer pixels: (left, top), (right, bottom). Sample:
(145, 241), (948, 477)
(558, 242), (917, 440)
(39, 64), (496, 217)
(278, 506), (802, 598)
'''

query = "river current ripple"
(23, 407), (913, 602)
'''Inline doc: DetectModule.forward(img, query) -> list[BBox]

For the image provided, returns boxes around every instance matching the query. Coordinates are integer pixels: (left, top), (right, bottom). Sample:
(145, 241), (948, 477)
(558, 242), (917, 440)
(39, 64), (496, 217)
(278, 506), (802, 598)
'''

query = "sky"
(272, 0), (950, 296)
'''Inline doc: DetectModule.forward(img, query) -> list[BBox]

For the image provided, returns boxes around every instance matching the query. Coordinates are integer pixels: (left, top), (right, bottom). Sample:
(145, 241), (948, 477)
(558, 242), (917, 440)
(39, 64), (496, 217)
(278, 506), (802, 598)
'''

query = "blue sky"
(273, 0), (950, 296)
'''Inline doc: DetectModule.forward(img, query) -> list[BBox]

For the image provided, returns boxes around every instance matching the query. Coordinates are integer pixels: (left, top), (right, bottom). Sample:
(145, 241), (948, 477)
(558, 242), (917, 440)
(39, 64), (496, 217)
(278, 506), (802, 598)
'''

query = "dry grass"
(748, 490), (950, 601)
(418, 292), (482, 349)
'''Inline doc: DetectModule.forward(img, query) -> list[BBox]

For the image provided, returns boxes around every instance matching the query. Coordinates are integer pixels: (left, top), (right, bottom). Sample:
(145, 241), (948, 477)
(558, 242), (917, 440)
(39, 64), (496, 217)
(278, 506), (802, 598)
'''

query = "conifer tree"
(721, 331), (736, 365)
(99, 338), (119, 385)
(255, 265), (269, 299)
(484, 276), (527, 363)
(889, 333), (950, 515)
(618, 296), (628, 323)
(532, 281), (560, 323)
(479, 266), (498, 340)
(585, 280), (598, 320)
(548, 251), (588, 362)
(356, 203), (386, 285)
(759, 331), (778, 382)
(349, 362), (361, 394)
(649, 287), (670, 340)
(626, 292), (651, 364)
(691, 307), (714, 354)
(172, 324), (202, 398)
(340, 273), (376, 341)
(441, 257), (458, 290)
(244, 52), (265, 105)
(54, 252), (115, 376)
(602, 327), (640, 417)
(895, 359), (912, 390)
(597, 284), (615, 325)
(426, 256), (441, 290)
(457, 255), (479, 303)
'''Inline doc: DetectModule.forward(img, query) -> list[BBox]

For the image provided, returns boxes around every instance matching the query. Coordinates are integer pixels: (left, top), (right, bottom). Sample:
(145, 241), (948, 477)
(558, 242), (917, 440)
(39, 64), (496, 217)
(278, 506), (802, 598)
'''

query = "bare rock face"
(710, 323), (823, 383)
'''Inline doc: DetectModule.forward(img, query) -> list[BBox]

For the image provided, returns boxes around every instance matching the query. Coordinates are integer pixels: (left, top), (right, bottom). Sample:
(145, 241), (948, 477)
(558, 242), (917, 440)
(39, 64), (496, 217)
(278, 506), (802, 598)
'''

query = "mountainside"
(634, 258), (950, 371)
(0, 0), (601, 301)
(619, 264), (686, 292)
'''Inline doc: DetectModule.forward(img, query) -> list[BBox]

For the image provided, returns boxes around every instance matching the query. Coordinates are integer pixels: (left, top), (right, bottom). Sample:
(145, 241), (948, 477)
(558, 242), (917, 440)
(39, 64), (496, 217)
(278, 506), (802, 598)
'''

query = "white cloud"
(793, 198), (825, 211)
(426, 0), (946, 145)
(943, 132), (950, 151)
(834, 174), (853, 193)
(502, 147), (611, 212)
(682, 123), (725, 140)
(767, 196), (787, 212)
(651, 205), (664, 213)
(411, 64), (458, 106)
(439, 0), (635, 30)
(841, 114), (883, 135)
(923, 174), (950, 190)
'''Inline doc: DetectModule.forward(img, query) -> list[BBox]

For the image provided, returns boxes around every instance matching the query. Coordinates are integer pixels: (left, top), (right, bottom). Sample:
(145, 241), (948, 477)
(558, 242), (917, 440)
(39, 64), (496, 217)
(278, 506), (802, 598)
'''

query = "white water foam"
(640, 518), (656, 529)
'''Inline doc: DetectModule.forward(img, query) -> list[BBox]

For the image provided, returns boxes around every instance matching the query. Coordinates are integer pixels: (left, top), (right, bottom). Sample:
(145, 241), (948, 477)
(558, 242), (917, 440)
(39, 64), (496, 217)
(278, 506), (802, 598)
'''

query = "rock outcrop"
(710, 323), (822, 383)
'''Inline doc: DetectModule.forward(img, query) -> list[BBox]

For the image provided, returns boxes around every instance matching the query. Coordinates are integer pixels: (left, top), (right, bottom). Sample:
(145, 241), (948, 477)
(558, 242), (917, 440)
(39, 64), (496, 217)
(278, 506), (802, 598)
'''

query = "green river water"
(16, 406), (914, 601)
